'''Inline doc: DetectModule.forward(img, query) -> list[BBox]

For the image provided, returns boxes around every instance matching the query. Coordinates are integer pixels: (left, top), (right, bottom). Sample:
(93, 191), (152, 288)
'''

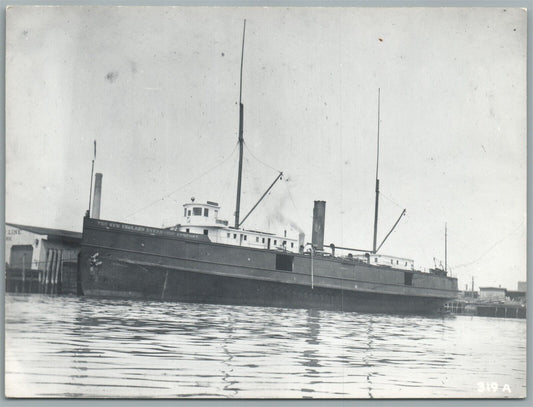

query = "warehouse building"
(5, 223), (82, 293)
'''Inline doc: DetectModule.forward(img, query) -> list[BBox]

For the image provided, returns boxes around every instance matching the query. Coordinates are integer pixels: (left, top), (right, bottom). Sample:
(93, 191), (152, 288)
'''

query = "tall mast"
(445, 222), (448, 273)
(234, 19), (246, 228)
(372, 89), (381, 253)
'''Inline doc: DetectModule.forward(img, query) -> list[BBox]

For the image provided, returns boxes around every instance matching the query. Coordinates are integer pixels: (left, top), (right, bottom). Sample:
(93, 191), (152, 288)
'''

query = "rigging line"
(243, 142), (281, 173)
(451, 220), (525, 270)
(124, 142), (239, 220)
(380, 191), (403, 210)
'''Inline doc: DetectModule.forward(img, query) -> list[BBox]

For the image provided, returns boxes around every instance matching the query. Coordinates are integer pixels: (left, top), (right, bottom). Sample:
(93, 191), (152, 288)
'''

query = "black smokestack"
(92, 173), (103, 219)
(312, 200), (326, 250)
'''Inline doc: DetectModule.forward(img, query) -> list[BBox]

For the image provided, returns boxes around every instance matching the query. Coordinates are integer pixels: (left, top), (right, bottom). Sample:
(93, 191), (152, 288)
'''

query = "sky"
(5, 6), (527, 291)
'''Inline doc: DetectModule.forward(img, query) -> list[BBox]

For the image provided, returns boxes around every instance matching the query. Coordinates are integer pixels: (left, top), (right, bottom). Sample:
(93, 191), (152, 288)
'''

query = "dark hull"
(80, 217), (458, 314)
(84, 260), (450, 314)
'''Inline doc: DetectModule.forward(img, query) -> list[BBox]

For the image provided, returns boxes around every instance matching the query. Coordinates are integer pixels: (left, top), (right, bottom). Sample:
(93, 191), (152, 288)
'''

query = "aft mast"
(372, 89), (381, 253)
(445, 222), (448, 274)
(234, 20), (246, 228)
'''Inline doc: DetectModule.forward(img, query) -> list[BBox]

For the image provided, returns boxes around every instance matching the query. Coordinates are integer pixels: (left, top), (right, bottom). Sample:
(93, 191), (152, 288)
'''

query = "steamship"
(78, 21), (458, 313)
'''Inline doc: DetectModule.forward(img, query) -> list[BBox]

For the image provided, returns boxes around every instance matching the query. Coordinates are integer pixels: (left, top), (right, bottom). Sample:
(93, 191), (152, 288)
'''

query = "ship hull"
(80, 217), (458, 315)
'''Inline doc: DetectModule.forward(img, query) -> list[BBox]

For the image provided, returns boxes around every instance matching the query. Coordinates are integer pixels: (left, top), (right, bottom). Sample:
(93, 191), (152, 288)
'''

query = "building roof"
(506, 290), (526, 295)
(479, 287), (507, 291)
(6, 222), (82, 241)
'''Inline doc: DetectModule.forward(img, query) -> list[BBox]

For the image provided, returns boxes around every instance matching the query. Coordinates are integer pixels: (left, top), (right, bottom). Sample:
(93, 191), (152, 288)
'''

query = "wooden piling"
(42, 250), (50, 293)
(54, 250), (62, 294)
(21, 255), (26, 293)
(39, 252), (45, 293)
(59, 251), (64, 294)
(44, 250), (49, 294)
(44, 251), (49, 293)
(47, 250), (56, 294)
(52, 250), (57, 294)
(52, 249), (59, 294)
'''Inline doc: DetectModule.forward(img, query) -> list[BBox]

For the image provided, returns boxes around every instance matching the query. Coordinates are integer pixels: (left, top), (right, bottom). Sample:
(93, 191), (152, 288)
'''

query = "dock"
(444, 300), (526, 319)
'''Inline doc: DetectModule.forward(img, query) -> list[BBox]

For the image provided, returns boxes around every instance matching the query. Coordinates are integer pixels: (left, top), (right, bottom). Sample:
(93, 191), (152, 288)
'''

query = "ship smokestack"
(312, 200), (326, 251)
(298, 232), (305, 253)
(92, 173), (103, 219)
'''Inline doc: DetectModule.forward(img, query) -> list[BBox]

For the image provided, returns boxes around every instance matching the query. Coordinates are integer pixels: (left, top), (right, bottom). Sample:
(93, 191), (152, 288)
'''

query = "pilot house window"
(404, 272), (413, 286)
(193, 207), (202, 216)
(204, 208), (209, 217)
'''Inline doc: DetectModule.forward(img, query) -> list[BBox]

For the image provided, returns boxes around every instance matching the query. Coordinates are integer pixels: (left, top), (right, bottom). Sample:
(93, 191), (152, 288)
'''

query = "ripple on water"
(4, 293), (527, 398)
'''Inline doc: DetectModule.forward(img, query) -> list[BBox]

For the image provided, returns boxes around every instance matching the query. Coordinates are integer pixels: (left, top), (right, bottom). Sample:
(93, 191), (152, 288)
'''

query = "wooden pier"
(444, 300), (526, 319)
(5, 248), (78, 295)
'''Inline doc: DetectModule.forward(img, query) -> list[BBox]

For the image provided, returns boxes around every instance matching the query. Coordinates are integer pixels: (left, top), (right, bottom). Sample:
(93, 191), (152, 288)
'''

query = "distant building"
(506, 290), (526, 303)
(479, 287), (507, 301)
(507, 281), (527, 303)
(5, 223), (81, 270)
(517, 281), (527, 292)
(460, 290), (479, 299)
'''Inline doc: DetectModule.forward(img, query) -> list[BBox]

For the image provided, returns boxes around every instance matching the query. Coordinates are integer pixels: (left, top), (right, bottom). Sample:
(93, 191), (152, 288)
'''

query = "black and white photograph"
(3, 5), (527, 399)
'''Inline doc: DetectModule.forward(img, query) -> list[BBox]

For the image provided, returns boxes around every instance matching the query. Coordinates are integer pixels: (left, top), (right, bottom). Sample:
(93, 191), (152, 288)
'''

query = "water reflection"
(4, 293), (527, 398)
(364, 315), (375, 398)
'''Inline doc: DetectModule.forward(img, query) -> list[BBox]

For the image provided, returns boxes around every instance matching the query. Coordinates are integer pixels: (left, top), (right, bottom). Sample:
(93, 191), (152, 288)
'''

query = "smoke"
(264, 177), (305, 234)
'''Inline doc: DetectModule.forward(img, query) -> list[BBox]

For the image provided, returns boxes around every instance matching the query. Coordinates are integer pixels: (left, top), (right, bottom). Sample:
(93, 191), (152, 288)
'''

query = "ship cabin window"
(276, 254), (293, 271)
(256, 237), (259, 242)
(227, 232), (230, 238)
(186, 228), (190, 233)
(405, 262), (408, 266)
(391, 259), (393, 264)
(184, 208), (187, 216)
(291, 242), (294, 248)
(283, 240), (286, 246)
(244, 235), (247, 241)
(262, 238), (265, 243)
(203, 229), (209, 236)
(375, 257), (378, 262)
(187, 210), (191, 216)
(233, 233), (237, 239)
(193, 207), (202, 216)
(404, 272), (413, 286)
(396, 260), (399, 265)
(274, 240), (277, 245)
(204, 208), (209, 217)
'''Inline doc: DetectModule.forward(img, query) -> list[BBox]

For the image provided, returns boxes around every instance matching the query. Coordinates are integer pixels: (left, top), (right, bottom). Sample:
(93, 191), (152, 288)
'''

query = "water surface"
(4, 293), (526, 398)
